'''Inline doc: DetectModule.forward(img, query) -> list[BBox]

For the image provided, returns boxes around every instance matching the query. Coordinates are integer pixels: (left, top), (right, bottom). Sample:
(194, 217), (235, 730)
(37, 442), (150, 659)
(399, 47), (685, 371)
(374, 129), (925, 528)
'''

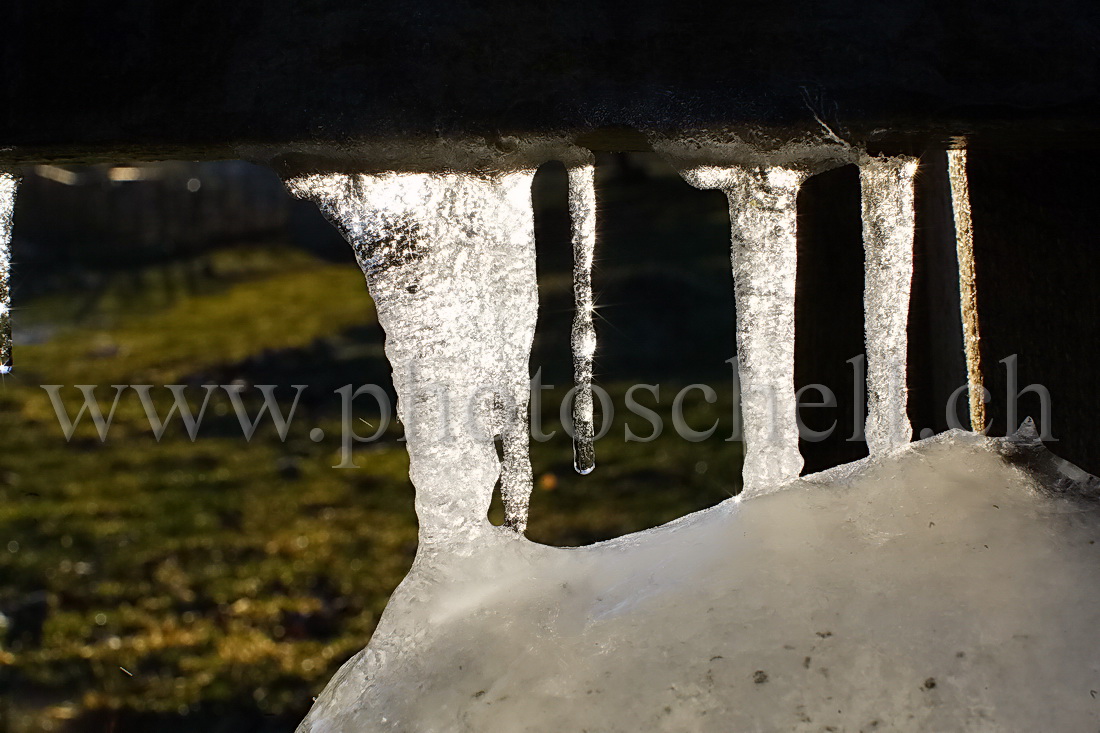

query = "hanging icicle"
(669, 164), (807, 497)
(947, 149), (986, 433)
(285, 167), (539, 543)
(567, 162), (597, 475)
(0, 172), (18, 374)
(859, 155), (918, 454)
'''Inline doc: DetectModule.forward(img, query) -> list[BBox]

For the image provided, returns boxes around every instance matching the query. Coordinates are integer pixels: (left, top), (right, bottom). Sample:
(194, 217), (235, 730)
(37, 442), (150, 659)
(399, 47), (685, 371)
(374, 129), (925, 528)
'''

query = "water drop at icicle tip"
(573, 445), (595, 475)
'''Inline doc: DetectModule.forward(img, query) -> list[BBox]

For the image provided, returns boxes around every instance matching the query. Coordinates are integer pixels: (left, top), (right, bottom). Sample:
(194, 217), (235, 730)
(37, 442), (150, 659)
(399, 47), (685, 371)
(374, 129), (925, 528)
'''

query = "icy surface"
(299, 432), (1100, 732)
(859, 156), (917, 453)
(671, 165), (806, 497)
(285, 170), (540, 540)
(0, 172), (17, 374)
(567, 162), (597, 474)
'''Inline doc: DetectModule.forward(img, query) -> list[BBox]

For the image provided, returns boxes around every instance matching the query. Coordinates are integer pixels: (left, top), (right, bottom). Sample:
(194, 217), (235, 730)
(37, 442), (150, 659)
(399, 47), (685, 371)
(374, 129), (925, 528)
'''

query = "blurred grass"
(0, 250), (740, 732)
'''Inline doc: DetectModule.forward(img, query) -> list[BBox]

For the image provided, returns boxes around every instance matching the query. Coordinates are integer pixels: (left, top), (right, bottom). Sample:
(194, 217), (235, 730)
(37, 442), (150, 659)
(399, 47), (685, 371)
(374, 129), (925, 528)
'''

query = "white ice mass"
(299, 430), (1100, 732)
(282, 139), (1099, 732)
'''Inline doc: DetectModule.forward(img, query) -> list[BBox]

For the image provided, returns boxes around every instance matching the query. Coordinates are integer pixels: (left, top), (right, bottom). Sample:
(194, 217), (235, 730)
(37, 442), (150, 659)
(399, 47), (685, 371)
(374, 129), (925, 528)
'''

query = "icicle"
(567, 162), (597, 475)
(494, 172), (539, 533)
(0, 172), (17, 374)
(285, 168), (539, 543)
(672, 165), (806, 497)
(859, 156), (917, 454)
(947, 149), (986, 433)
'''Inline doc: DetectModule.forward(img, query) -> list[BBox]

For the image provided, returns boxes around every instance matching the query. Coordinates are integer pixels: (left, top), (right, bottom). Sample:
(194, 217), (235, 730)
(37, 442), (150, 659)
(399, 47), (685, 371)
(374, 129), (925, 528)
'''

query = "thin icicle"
(859, 156), (917, 454)
(947, 149), (986, 433)
(673, 165), (806, 497)
(567, 163), (597, 475)
(0, 172), (17, 374)
(285, 168), (539, 544)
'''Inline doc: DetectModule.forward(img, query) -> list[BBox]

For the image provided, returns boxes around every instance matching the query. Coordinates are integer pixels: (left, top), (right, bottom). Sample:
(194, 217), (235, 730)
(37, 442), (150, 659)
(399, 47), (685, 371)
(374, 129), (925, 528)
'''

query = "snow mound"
(300, 430), (1100, 732)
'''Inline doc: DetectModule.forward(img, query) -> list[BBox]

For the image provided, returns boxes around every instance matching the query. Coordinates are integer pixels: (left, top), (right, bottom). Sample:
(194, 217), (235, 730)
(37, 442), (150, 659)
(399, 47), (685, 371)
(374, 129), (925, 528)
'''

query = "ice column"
(859, 156), (917, 453)
(285, 170), (539, 543)
(0, 172), (17, 374)
(567, 163), (597, 474)
(678, 166), (806, 496)
(947, 149), (986, 433)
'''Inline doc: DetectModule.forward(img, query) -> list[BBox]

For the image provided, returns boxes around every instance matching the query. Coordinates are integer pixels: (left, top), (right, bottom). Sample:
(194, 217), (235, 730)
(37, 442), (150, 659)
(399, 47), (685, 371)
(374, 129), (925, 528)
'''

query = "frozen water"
(859, 156), (917, 453)
(279, 139), (598, 537)
(567, 162), (597, 474)
(0, 172), (17, 374)
(285, 170), (540, 541)
(284, 142), (595, 537)
(297, 431), (1100, 732)
(282, 139), (1097, 733)
(668, 164), (807, 497)
(948, 149), (986, 432)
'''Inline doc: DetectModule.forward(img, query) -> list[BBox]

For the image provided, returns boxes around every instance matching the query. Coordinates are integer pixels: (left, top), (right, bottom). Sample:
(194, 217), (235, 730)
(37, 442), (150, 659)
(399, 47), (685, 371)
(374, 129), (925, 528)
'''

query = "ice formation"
(286, 169), (541, 540)
(665, 163), (807, 497)
(283, 138), (1099, 732)
(649, 143), (919, 486)
(0, 172), (17, 374)
(299, 431), (1100, 732)
(567, 161), (598, 474)
(284, 143), (598, 538)
(948, 149), (986, 432)
(859, 156), (917, 453)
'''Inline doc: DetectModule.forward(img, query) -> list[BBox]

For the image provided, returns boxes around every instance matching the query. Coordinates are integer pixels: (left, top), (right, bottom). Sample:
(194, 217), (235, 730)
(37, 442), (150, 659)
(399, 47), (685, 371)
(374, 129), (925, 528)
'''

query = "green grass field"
(0, 250), (741, 732)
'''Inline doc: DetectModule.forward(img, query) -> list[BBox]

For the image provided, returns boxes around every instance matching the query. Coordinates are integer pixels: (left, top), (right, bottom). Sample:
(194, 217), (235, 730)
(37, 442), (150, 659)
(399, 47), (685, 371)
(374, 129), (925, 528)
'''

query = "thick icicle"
(567, 163), (597, 474)
(859, 156), (917, 453)
(0, 172), (17, 374)
(947, 149), (986, 433)
(676, 165), (806, 497)
(285, 169), (539, 542)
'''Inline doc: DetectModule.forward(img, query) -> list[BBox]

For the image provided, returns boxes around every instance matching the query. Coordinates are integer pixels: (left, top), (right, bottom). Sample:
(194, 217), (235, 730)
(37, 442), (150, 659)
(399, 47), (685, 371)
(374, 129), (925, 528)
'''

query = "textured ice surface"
(859, 156), (917, 453)
(299, 432), (1100, 732)
(567, 162), (597, 474)
(948, 149), (986, 432)
(669, 165), (806, 497)
(0, 172), (17, 374)
(285, 170), (540, 540)
(284, 141), (599, 535)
